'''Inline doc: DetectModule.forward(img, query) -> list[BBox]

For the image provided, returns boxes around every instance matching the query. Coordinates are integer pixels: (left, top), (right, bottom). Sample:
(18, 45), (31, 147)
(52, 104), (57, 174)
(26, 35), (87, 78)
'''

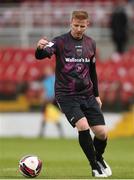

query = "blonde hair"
(71, 11), (89, 20)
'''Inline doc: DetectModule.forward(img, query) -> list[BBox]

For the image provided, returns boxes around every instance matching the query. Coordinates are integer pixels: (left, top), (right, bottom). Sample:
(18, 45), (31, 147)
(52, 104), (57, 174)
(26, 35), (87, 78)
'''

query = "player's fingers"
(42, 36), (48, 41)
(40, 39), (48, 44)
(37, 39), (48, 49)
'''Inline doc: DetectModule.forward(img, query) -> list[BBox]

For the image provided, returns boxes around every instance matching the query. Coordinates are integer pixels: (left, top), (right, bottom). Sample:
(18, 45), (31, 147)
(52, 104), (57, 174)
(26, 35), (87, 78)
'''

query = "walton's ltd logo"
(65, 57), (91, 63)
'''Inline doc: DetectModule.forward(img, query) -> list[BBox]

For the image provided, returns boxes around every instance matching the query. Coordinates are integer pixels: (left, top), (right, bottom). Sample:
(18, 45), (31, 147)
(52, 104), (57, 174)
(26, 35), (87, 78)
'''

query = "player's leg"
(91, 125), (112, 176)
(91, 125), (108, 158)
(39, 104), (47, 137)
(39, 119), (46, 137)
(57, 98), (107, 177)
(75, 117), (107, 177)
(82, 96), (112, 176)
(56, 122), (64, 138)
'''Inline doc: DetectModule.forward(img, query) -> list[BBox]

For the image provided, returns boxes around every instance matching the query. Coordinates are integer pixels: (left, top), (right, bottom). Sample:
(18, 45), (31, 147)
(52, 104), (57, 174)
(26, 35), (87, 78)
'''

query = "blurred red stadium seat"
(0, 47), (133, 106)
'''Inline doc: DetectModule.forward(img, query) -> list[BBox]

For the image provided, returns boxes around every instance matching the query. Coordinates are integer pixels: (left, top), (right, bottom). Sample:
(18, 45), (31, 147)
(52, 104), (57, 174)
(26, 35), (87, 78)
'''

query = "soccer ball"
(19, 155), (42, 178)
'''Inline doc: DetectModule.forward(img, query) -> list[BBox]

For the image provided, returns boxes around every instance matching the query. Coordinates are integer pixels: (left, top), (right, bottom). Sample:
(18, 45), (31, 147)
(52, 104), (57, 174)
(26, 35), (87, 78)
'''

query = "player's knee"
(75, 117), (89, 131)
(92, 125), (108, 140)
(98, 131), (107, 140)
(97, 128), (108, 140)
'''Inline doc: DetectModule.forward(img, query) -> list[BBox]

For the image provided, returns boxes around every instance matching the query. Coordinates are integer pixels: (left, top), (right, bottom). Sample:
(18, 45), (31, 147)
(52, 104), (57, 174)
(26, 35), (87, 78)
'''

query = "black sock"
(78, 129), (97, 169)
(93, 136), (107, 160)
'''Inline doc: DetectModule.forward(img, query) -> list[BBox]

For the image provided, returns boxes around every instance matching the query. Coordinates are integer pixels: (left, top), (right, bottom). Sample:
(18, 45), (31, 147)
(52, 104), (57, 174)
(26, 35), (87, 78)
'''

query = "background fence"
(0, 0), (134, 138)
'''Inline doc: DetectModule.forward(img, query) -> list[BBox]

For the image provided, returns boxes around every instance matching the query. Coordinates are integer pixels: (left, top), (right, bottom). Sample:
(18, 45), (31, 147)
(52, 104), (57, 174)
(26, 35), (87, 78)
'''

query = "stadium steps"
(0, 95), (29, 112)
(109, 106), (134, 138)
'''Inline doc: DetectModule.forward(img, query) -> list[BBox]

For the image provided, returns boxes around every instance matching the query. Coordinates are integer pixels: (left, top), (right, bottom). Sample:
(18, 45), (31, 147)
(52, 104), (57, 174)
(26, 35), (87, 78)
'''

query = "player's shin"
(93, 137), (112, 176)
(93, 136), (107, 160)
(78, 129), (96, 167)
(78, 130), (107, 177)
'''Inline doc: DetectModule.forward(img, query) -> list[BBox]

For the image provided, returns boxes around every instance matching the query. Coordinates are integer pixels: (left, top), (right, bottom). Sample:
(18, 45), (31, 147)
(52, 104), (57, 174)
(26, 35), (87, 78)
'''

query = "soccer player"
(35, 10), (112, 177)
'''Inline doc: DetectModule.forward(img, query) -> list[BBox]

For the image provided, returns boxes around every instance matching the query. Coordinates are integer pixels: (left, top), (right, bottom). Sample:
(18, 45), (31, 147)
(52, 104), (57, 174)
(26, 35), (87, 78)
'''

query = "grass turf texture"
(0, 137), (134, 179)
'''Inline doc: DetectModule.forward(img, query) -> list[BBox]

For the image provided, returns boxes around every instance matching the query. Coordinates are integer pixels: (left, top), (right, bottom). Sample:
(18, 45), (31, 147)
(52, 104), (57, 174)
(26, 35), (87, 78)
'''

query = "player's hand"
(37, 37), (49, 49)
(95, 96), (102, 108)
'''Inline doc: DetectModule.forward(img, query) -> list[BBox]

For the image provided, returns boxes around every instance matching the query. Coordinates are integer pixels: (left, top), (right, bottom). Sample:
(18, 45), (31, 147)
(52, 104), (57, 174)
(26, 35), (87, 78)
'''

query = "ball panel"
(36, 159), (42, 175)
(19, 164), (33, 177)
(19, 155), (42, 178)
(24, 156), (38, 170)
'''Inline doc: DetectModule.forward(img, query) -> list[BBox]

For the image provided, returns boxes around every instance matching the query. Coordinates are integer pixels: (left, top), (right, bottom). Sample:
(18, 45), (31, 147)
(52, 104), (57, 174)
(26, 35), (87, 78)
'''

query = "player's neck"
(70, 31), (83, 40)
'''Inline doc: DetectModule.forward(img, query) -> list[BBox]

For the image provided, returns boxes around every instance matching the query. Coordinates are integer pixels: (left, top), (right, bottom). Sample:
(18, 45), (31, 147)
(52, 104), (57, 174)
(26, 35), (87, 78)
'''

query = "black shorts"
(56, 95), (105, 127)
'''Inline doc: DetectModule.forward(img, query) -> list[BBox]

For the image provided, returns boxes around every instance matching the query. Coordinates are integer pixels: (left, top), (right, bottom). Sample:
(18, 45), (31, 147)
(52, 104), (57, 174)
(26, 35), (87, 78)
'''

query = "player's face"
(70, 18), (89, 39)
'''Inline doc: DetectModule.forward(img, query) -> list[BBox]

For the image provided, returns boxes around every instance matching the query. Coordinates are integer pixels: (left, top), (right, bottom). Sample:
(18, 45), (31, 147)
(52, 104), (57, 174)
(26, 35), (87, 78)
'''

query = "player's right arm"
(35, 37), (56, 59)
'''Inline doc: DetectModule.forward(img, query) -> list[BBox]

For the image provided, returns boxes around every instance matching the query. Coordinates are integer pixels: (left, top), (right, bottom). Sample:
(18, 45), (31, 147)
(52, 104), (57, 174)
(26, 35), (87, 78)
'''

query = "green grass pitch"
(0, 137), (134, 179)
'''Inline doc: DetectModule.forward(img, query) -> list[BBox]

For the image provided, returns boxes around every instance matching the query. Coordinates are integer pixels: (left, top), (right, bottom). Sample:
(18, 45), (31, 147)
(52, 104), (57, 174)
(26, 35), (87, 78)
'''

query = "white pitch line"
(1, 179), (134, 180)
(0, 167), (17, 171)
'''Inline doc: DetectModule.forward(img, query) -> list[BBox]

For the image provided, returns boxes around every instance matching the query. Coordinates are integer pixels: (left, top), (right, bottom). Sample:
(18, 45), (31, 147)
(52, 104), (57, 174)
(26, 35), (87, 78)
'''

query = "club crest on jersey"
(75, 45), (82, 57)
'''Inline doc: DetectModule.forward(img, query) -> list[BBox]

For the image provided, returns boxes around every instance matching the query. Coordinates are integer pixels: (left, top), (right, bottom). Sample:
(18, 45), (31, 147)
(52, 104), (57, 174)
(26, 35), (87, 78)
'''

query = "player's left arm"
(90, 59), (102, 108)
(90, 41), (102, 108)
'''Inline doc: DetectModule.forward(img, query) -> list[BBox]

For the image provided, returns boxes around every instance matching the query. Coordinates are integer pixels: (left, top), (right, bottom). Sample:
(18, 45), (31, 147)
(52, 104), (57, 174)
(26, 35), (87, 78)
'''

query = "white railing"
(0, 2), (132, 48)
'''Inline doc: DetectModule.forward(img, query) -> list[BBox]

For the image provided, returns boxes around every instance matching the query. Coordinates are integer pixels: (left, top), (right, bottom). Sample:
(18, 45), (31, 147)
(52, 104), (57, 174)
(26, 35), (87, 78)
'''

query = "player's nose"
(77, 26), (81, 31)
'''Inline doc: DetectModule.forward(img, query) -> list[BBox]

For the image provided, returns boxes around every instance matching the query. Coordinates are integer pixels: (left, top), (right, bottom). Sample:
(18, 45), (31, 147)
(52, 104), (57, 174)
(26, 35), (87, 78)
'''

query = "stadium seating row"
(0, 48), (55, 82)
(0, 48), (134, 82)
(0, 48), (134, 108)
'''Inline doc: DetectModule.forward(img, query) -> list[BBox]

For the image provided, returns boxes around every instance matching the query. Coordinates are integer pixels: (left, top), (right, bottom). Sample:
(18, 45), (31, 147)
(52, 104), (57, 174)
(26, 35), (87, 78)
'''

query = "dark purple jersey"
(35, 32), (99, 99)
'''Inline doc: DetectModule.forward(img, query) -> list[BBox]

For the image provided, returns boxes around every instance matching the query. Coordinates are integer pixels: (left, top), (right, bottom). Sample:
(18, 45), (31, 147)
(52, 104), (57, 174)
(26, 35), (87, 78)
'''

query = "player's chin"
(76, 34), (83, 39)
